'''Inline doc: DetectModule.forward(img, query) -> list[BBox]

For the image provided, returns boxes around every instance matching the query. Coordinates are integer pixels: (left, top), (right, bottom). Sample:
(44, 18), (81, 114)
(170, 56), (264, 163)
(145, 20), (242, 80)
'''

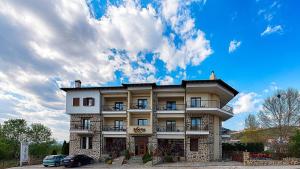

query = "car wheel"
(77, 162), (82, 167)
(44, 165), (48, 167)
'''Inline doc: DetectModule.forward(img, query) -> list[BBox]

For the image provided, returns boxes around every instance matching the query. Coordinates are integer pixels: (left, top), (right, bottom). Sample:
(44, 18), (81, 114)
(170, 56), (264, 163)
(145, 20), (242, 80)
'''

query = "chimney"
(74, 80), (81, 88)
(209, 71), (216, 80)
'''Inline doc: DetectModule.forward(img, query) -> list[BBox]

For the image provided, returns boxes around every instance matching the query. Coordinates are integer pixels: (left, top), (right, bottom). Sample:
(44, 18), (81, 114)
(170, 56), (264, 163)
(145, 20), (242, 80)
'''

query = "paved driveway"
(9, 163), (300, 169)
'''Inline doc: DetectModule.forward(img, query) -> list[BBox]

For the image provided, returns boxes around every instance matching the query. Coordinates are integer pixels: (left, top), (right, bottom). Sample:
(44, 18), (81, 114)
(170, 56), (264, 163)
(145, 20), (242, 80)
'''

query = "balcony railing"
(70, 124), (94, 131)
(102, 105), (127, 111)
(156, 104), (185, 111)
(157, 125), (184, 132)
(102, 125), (127, 132)
(186, 100), (233, 114)
(129, 103), (151, 110)
(187, 124), (209, 131)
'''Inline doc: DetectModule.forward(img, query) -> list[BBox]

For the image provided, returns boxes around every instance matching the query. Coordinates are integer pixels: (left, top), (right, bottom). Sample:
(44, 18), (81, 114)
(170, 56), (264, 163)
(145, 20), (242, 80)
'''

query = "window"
(137, 99), (148, 109)
(83, 97), (95, 106)
(114, 120), (124, 131)
(114, 102), (124, 111)
(191, 118), (201, 130)
(138, 119), (148, 126)
(166, 120), (176, 132)
(80, 137), (93, 149)
(81, 119), (91, 130)
(73, 98), (80, 106)
(191, 97), (201, 108)
(166, 101), (176, 110)
(190, 138), (198, 151)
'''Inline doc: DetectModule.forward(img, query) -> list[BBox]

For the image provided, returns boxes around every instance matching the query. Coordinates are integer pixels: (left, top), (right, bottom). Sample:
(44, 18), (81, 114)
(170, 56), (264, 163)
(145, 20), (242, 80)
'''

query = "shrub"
(124, 149), (130, 160)
(142, 151), (152, 163)
(288, 131), (300, 158)
(164, 155), (173, 163)
(222, 142), (264, 153)
(105, 157), (112, 164)
(51, 150), (57, 155)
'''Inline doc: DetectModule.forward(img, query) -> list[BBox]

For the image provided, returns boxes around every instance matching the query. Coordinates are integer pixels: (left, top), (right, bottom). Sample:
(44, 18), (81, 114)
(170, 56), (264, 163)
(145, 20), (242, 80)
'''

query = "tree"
(1, 119), (29, 142)
(288, 131), (300, 157)
(258, 88), (300, 143)
(245, 114), (259, 130)
(61, 140), (69, 155)
(28, 123), (52, 143)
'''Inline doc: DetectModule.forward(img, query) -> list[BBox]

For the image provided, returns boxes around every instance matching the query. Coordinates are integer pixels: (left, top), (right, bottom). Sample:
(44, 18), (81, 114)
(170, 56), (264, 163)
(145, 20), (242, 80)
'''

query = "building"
(61, 74), (238, 162)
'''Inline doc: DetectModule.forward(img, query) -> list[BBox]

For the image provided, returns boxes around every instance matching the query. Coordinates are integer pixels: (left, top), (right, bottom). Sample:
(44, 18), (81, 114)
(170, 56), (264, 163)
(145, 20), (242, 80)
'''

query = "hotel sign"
(133, 127), (146, 133)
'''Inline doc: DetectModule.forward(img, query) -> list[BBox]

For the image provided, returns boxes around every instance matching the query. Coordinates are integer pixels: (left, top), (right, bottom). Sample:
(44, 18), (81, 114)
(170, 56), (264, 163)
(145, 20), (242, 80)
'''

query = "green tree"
(2, 119), (29, 142)
(288, 131), (300, 157)
(28, 123), (52, 143)
(61, 140), (69, 155)
(245, 114), (259, 130)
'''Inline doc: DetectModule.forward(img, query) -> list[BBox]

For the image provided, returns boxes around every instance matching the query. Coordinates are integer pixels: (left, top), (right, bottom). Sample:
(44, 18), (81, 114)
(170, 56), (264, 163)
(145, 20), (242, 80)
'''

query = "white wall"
(66, 90), (101, 114)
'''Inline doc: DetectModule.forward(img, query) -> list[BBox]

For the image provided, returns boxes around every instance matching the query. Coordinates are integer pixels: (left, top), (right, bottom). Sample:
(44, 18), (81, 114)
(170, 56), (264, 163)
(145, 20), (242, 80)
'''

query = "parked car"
(63, 154), (93, 167)
(43, 155), (66, 167)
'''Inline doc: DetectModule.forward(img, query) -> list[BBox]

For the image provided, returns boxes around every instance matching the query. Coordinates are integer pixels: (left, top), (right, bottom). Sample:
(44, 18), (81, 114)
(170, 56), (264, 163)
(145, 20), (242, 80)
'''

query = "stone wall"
(186, 136), (209, 162)
(243, 152), (300, 166)
(185, 114), (217, 162)
(69, 114), (101, 160)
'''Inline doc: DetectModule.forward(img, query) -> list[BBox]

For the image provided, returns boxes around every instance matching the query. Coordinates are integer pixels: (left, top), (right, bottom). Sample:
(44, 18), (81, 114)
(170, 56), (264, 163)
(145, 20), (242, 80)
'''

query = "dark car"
(63, 154), (93, 167)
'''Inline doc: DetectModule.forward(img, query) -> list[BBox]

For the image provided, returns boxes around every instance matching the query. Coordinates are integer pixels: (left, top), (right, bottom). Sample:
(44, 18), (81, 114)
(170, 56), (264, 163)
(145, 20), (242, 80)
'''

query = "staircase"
(128, 156), (143, 164)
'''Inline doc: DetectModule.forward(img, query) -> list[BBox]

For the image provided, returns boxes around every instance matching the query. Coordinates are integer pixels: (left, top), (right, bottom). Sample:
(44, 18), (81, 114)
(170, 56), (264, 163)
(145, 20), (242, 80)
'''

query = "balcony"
(186, 125), (209, 135)
(156, 104), (185, 117)
(102, 125), (127, 137)
(156, 125), (185, 139)
(102, 105), (127, 116)
(70, 124), (94, 135)
(127, 103), (152, 112)
(186, 100), (233, 120)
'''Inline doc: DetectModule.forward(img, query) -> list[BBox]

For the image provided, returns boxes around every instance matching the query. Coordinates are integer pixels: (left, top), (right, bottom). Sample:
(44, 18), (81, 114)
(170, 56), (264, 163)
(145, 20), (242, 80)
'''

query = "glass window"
(190, 138), (198, 151)
(114, 120), (124, 130)
(191, 97), (201, 108)
(191, 118), (201, 130)
(137, 99), (148, 109)
(82, 119), (91, 130)
(81, 137), (86, 149)
(138, 119), (148, 126)
(166, 120), (176, 131)
(114, 102), (124, 111)
(166, 101), (176, 110)
(73, 98), (80, 106)
(88, 137), (92, 149)
(83, 98), (95, 106)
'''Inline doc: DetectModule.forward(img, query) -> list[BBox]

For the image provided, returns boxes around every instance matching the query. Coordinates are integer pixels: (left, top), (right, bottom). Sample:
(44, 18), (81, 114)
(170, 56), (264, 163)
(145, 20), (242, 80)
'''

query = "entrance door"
(134, 137), (148, 155)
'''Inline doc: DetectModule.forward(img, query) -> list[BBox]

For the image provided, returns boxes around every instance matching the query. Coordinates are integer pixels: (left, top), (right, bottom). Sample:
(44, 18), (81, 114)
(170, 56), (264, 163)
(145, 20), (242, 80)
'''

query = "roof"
(60, 79), (238, 95)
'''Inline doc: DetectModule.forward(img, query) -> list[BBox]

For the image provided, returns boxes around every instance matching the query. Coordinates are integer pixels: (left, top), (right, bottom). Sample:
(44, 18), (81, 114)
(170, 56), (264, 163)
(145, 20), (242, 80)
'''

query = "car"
(63, 154), (93, 167)
(43, 155), (66, 167)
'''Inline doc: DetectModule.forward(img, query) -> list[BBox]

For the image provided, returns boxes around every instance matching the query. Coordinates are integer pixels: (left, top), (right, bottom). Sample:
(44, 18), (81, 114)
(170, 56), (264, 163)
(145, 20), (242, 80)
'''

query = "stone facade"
(69, 114), (101, 160)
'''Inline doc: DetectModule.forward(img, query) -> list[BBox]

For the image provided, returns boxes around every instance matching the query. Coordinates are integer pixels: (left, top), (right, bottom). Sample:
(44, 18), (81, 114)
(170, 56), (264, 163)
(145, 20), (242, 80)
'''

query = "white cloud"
(159, 76), (174, 85)
(261, 25), (283, 36)
(228, 40), (242, 53)
(0, 0), (211, 140)
(232, 92), (263, 114)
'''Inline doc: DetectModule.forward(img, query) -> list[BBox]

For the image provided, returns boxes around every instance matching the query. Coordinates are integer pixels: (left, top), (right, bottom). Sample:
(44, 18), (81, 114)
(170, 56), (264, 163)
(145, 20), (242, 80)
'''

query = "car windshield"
(44, 155), (56, 160)
(65, 155), (74, 159)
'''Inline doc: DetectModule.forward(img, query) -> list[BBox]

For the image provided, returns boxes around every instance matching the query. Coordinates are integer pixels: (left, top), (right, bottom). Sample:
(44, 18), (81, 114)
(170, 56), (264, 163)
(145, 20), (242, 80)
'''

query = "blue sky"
(0, 0), (300, 140)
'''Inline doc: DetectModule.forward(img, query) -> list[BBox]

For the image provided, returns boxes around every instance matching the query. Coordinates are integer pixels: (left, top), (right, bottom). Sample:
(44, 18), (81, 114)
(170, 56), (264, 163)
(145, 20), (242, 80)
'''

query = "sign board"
(20, 142), (29, 166)
(133, 127), (146, 133)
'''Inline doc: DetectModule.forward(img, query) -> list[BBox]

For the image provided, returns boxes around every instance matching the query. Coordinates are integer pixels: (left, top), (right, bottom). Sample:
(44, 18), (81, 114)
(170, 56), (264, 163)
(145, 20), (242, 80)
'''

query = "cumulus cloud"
(232, 92), (263, 114)
(0, 0), (211, 140)
(261, 25), (283, 36)
(228, 40), (242, 53)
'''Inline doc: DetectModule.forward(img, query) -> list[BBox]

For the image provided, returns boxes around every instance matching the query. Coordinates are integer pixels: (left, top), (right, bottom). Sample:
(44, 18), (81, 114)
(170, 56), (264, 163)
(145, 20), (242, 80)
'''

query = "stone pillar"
(243, 152), (250, 166)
